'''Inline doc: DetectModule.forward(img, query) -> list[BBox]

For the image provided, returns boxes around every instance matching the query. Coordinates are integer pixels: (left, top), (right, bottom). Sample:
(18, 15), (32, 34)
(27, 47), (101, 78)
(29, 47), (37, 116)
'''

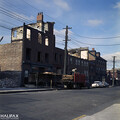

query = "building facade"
(0, 13), (107, 87)
(107, 69), (120, 85)
(68, 47), (107, 83)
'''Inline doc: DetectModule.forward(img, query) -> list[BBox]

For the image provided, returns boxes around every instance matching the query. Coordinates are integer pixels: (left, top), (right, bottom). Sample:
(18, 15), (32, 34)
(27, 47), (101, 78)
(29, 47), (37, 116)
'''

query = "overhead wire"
(71, 31), (120, 39)
(69, 33), (120, 46)
(1, 0), (120, 47)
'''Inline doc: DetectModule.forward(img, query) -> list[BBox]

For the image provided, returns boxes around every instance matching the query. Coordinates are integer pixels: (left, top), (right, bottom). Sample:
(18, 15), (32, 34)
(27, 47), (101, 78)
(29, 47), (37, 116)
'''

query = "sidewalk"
(78, 104), (120, 120)
(0, 87), (57, 94)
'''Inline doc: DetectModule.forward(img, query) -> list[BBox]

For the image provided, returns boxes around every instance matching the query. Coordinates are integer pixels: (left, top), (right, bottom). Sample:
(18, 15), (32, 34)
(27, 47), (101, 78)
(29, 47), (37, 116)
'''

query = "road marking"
(72, 115), (86, 120)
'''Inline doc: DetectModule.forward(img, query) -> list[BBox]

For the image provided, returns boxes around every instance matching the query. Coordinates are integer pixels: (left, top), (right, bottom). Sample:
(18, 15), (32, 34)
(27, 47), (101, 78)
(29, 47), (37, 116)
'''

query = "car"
(92, 81), (104, 88)
(102, 81), (109, 87)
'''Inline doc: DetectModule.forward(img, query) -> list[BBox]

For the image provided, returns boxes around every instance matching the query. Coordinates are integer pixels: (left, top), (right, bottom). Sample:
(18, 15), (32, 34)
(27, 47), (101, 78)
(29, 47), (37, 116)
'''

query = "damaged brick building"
(0, 13), (65, 87)
(0, 13), (106, 87)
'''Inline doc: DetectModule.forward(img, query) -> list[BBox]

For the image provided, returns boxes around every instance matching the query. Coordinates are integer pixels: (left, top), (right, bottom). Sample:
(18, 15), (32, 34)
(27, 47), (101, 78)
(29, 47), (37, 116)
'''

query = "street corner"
(76, 104), (120, 120)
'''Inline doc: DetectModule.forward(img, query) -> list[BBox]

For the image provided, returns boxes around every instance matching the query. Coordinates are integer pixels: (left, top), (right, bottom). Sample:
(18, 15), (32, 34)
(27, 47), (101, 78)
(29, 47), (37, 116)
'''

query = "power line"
(0, 6), (33, 23)
(0, 25), (11, 30)
(0, 19), (17, 26)
(71, 30), (120, 39)
(70, 35), (120, 46)
(22, 0), (65, 27)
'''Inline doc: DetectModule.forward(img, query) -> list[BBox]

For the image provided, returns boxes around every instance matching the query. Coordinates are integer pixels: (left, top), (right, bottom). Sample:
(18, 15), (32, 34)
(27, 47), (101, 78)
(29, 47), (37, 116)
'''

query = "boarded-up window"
(26, 29), (31, 40)
(45, 37), (49, 46)
(38, 33), (42, 44)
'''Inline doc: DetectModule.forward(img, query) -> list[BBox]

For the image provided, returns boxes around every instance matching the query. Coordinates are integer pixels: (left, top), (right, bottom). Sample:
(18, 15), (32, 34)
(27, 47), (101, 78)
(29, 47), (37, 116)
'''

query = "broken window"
(26, 48), (31, 60)
(45, 53), (49, 63)
(45, 37), (49, 46)
(38, 33), (42, 44)
(26, 29), (31, 40)
(37, 52), (41, 62)
(13, 30), (17, 37)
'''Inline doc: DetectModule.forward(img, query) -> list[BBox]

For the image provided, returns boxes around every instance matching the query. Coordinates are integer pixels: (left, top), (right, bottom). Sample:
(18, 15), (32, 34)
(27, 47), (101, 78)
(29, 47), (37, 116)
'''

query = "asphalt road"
(0, 87), (120, 120)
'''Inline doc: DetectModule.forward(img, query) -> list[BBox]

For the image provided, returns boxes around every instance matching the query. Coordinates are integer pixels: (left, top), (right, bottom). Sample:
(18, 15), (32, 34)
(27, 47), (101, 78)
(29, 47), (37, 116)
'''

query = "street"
(0, 87), (120, 120)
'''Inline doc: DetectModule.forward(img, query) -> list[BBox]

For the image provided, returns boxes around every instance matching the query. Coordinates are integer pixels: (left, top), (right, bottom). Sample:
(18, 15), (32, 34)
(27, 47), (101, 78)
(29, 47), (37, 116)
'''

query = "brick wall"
(0, 42), (23, 71)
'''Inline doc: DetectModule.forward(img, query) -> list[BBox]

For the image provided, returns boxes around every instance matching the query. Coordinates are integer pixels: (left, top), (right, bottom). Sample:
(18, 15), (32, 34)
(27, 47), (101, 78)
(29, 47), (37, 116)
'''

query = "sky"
(0, 0), (120, 69)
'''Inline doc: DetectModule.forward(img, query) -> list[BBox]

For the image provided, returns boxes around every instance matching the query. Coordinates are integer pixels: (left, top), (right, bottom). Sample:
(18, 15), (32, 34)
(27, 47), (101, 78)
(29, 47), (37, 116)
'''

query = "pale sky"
(0, 0), (120, 69)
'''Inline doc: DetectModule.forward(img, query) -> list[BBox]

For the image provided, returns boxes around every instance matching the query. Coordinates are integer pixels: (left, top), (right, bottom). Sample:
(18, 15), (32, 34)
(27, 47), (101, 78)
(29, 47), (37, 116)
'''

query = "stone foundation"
(0, 71), (21, 88)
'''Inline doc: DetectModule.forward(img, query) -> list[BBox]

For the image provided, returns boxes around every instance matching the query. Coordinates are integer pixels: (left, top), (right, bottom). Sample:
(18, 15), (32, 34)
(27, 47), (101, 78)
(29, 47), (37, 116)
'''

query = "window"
(76, 59), (77, 65)
(70, 57), (72, 64)
(55, 53), (58, 63)
(81, 61), (83, 66)
(38, 33), (42, 44)
(26, 29), (31, 40)
(45, 37), (49, 46)
(60, 55), (62, 64)
(78, 60), (80, 65)
(38, 52), (41, 62)
(13, 30), (17, 37)
(25, 70), (29, 77)
(45, 53), (49, 63)
(26, 48), (31, 60)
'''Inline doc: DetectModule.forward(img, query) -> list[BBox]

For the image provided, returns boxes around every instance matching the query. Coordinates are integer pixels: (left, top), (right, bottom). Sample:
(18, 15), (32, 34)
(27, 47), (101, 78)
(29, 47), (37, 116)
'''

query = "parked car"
(92, 81), (104, 88)
(102, 81), (109, 87)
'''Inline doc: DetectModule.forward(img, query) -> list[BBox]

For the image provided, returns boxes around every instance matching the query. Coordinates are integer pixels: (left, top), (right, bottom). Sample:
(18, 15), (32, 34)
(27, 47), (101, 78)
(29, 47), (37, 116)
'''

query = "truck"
(62, 73), (90, 89)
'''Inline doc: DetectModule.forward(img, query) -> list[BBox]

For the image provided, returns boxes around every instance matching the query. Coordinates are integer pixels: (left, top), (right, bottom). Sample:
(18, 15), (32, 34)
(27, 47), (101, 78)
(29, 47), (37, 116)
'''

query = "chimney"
(92, 48), (95, 51)
(37, 12), (43, 22)
(96, 52), (100, 57)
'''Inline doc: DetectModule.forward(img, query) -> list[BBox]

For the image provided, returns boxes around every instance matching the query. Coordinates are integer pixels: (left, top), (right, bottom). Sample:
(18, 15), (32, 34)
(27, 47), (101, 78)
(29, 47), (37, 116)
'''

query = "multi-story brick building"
(0, 13), (90, 87)
(68, 47), (107, 83)
(0, 13), (64, 87)
(0, 12), (107, 87)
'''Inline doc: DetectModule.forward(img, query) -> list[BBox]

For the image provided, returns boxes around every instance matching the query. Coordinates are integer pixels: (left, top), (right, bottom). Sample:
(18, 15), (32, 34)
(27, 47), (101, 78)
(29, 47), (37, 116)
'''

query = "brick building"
(0, 13), (90, 87)
(0, 13), (106, 87)
(68, 47), (107, 83)
(0, 13), (64, 87)
(107, 69), (120, 85)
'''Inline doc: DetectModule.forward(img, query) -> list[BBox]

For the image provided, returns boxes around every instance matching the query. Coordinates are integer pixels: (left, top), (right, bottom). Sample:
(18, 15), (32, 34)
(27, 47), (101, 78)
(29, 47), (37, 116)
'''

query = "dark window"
(38, 52), (41, 62)
(26, 48), (31, 60)
(45, 53), (49, 63)
(55, 53), (57, 63)
(60, 55), (62, 64)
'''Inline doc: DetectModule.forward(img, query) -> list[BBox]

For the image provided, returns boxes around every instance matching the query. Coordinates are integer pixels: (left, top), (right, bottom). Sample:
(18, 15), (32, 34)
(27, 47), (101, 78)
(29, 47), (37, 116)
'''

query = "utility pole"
(63, 25), (72, 75)
(112, 56), (116, 86)
(0, 36), (3, 42)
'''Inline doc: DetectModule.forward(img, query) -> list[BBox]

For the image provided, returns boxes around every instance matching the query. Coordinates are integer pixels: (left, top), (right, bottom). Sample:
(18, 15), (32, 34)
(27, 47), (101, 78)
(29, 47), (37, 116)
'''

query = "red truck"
(62, 73), (90, 89)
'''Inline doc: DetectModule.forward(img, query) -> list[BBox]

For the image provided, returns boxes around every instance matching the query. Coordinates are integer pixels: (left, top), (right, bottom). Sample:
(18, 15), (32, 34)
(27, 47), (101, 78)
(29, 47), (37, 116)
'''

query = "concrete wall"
(0, 42), (23, 71)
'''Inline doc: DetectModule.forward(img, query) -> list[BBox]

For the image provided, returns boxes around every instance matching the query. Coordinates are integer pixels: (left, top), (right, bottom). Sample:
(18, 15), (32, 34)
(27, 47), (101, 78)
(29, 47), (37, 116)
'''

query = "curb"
(0, 88), (57, 94)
